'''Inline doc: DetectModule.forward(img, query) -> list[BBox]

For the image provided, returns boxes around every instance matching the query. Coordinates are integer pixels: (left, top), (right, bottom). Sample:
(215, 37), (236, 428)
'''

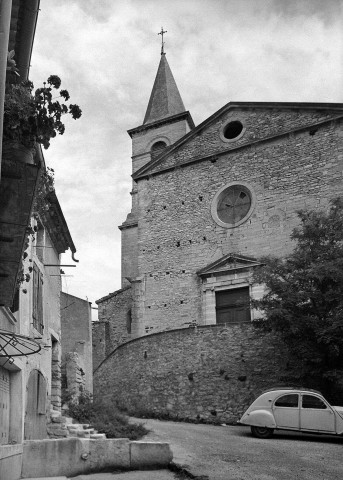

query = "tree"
(252, 198), (343, 401)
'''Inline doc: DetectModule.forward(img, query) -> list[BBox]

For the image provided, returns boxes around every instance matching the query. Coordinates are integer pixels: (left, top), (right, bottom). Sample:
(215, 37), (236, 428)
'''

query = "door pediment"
(197, 254), (262, 278)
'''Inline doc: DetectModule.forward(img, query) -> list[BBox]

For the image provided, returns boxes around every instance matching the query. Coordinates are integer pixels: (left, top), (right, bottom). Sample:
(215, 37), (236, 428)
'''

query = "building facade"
(95, 51), (343, 352)
(0, 2), (78, 477)
(93, 51), (343, 420)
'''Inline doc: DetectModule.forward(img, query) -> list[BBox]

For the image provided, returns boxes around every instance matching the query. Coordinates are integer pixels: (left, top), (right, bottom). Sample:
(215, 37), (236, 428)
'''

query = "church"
(93, 44), (343, 422)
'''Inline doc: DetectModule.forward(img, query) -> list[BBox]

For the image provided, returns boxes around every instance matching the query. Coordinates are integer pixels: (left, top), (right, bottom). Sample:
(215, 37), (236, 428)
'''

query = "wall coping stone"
(94, 322), (254, 373)
(0, 444), (23, 460)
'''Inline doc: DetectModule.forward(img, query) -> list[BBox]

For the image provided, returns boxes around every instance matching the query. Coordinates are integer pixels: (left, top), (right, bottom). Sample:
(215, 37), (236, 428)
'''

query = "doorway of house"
(0, 365), (10, 444)
(24, 369), (47, 439)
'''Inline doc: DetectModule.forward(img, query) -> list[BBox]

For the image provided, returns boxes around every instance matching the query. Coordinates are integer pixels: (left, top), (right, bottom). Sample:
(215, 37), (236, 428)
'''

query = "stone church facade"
(93, 52), (343, 421)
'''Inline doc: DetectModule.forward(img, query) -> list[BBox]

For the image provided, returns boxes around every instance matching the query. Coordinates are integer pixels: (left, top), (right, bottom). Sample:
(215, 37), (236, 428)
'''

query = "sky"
(29, 0), (343, 319)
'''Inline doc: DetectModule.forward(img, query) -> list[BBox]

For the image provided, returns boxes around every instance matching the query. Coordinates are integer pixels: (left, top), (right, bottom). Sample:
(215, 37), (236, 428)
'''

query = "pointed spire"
(143, 53), (186, 125)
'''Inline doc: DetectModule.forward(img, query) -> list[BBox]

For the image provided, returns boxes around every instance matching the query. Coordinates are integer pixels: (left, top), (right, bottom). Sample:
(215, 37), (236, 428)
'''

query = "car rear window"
(274, 394), (299, 408)
(302, 395), (327, 409)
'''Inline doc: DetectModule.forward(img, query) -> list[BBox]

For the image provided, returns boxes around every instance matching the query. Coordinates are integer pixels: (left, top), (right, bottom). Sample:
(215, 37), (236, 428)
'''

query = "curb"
(169, 462), (209, 480)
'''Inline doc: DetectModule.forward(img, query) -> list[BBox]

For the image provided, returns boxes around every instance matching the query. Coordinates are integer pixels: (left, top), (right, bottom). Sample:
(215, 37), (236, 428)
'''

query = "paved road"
(138, 418), (343, 480)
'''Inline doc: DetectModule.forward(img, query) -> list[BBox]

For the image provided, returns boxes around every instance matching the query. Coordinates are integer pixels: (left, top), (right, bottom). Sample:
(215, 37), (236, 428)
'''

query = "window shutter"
(38, 270), (43, 333)
(32, 264), (39, 326)
(37, 372), (46, 415)
(32, 264), (44, 333)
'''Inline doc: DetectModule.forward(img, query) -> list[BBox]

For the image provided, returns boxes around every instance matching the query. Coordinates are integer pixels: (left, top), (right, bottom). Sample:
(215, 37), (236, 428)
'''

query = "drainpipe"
(0, 0), (12, 182)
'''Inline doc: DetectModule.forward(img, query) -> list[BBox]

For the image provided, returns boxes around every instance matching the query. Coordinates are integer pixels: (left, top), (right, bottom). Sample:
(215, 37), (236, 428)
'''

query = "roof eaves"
(128, 111), (195, 138)
(96, 284), (131, 304)
(46, 190), (76, 254)
(9, 0), (40, 81)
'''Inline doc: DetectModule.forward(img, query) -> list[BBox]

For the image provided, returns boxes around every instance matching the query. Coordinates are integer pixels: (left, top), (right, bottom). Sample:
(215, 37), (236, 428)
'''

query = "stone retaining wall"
(94, 323), (294, 423)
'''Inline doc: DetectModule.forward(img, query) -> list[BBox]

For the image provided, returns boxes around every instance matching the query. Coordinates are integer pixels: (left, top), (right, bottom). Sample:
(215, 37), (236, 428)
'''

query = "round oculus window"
(211, 182), (255, 228)
(220, 119), (246, 143)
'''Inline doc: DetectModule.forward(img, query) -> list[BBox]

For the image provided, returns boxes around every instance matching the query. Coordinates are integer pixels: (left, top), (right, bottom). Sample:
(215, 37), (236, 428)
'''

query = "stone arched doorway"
(24, 369), (47, 439)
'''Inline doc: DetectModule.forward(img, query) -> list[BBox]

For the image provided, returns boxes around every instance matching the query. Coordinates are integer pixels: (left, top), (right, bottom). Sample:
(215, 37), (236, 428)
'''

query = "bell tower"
(119, 31), (194, 287)
(128, 29), (194, 174)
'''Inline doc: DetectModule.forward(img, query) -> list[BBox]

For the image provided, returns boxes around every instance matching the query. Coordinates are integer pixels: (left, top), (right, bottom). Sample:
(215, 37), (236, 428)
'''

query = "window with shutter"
(32, 264), (44, 333)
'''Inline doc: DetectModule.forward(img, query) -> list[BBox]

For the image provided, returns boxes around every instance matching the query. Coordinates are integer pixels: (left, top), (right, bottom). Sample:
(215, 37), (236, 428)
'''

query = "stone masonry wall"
(148, 107), (340, 175)
(50, 339), (62, 409)
(92, 321), (108, 371)
(94, 324), (294, 424)
(61, 293), (93, 394)
(63, 352), (85, 400)
(133, 114), (343, 334)
(94, 286), (132, 369)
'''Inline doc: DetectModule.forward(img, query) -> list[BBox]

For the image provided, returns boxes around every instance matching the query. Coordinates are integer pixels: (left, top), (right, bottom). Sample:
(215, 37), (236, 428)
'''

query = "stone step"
(76, 430), (92, 438)
(66, 423), (90, 430)
(46, 423), (68, 438)
(51, 415), (67, 424)
(50, 409), (61, 417)
(62, 415), (108, 440)
(90, 433), (106, 439)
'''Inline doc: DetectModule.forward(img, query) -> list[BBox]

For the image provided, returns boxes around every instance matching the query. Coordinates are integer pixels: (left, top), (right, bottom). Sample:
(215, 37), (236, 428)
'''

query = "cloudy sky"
(30, 0), (343, 318)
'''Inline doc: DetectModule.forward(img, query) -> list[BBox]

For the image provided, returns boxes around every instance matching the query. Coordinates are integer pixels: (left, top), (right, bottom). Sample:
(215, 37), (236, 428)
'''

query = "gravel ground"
(138, 418), (343, 480)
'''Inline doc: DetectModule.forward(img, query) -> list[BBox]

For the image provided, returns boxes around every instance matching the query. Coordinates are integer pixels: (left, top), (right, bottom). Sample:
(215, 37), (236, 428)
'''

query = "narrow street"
(139, 418), (343, 480)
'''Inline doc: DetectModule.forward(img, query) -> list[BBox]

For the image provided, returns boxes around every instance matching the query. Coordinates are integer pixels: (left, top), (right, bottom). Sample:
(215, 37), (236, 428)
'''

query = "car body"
(239, 388), (343, 438)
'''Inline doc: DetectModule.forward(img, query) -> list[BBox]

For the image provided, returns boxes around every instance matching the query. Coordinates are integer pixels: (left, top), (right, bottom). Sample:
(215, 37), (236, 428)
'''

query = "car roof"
(261, 386), (322, 395)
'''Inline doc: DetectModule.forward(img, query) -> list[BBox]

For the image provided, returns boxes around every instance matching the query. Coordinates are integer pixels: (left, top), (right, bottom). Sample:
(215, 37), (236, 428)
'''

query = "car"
(239, 387), (343, 438)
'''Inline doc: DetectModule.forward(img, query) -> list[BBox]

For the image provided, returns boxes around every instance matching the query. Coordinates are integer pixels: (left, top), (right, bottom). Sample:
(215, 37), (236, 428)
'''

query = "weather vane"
(158, 27), (167, 55)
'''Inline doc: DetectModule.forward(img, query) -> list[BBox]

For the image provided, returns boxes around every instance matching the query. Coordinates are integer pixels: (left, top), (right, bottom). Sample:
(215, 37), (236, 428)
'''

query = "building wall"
(120, 224), (138, 287)
(93, 286), (132, 369)
(23, 219), (63, 415)
(0, 216), (64, 447)
(95, 107), (343, 423)
(148, 107), (339, 175)
(131, 118), (191, 172)
(60, 292), (93, 395)
(21, 219), (63, 426)
(92, 321), (108, 371)
(132, 112), (343, 335)
(94, 324), (294, 424)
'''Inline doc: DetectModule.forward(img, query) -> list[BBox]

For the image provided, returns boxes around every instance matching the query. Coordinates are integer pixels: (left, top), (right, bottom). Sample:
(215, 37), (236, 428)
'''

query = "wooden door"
(216, 287), (251, 324)
(24, 369), (47, 439)
(0, 366), (10, 445)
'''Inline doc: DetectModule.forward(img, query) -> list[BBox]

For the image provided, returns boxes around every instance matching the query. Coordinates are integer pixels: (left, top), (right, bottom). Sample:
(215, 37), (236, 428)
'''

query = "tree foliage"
(252, 198), (343, 400)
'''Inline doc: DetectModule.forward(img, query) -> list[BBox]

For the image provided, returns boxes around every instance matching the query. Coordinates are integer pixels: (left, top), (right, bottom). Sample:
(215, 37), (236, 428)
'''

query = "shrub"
(66, 392), (148, 440)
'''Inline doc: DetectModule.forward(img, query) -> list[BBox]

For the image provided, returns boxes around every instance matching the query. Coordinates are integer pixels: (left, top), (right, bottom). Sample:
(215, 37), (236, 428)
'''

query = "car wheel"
(251, 426), (274, 439)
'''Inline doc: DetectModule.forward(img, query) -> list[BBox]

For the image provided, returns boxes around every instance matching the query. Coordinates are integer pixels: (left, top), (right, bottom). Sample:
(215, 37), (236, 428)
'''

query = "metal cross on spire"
(158, 27), (167, 55)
